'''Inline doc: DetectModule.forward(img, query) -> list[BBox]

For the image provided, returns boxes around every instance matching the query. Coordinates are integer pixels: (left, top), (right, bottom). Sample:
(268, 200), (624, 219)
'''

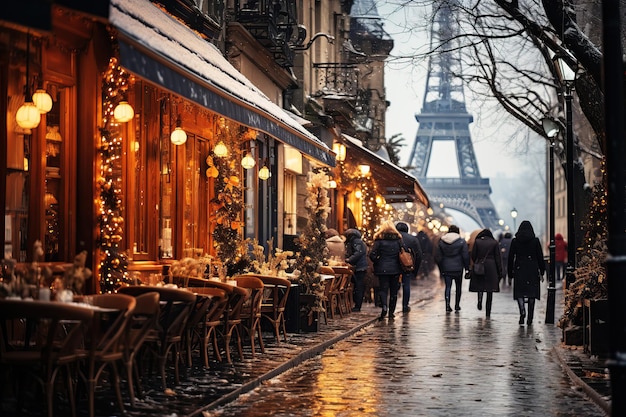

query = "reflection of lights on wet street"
(214, 280), (606, 417)
(313, 337), (380, 416)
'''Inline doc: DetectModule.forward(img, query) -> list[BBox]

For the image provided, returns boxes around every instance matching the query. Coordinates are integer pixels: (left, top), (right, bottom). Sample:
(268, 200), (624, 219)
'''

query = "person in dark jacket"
(434, 225), (470, 312)
(508, 220), (546, 325)
(369, 220), (403, 320)
(499, 232), (513, 285)
(417, 231), (434, 278)
(343, 228), (368, 312)
(395, 222), (423, 313)
(469, 229), (503, 317)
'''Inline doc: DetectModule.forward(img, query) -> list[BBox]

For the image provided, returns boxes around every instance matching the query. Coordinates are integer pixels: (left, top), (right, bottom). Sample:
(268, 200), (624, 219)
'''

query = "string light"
(98, 58), (132, 293)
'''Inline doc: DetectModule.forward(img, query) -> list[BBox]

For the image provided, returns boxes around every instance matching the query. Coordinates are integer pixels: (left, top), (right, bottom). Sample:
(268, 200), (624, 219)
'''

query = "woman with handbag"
(507, 220), (546, 325)
(469, 229), (503, 317)
(368, 220), (403, 320)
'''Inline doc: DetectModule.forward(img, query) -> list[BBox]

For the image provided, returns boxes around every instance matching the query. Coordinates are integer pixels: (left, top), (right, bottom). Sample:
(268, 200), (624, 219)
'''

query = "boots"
(527, 299), (535, 325)
(517, 298), (526, 325)
(445, 297), (452, 312)
(389, 294), (398, 319)
(485, 293), (492, 317)
(454, 292), (461, 311)
(477, 292), (483, 310)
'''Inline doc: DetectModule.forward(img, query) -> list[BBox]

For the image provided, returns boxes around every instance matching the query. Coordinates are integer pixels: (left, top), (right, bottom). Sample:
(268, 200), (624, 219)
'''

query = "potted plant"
(559, 182), (608, 352)
(292, 170), (331, 332)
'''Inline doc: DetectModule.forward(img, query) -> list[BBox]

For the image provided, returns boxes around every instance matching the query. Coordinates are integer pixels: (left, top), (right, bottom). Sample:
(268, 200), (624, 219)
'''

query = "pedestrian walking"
(325, 228), (345, 261)
(343, 228), (368, 312)
(417, 230), (434, 278)
(395, 222), (423, 313)
(507, 220), (546, 325)
(434, 225), (469, 312)
(499, 232), (513, 285)
(469, 228), (503, 317)
(368, 220), (403, 320)
(554, 233), (568, 281)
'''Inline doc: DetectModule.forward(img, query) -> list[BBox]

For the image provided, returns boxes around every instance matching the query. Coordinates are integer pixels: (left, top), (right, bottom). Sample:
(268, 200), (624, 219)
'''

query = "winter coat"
(399, 231), (423, 274)
(499, 233), (513, 264)
(469, 234), (503, 293)
(434, 232), (470, 274)
(369, 233), (402, 276)
(508, 221), (545, 300)
(554, 233), (568, 263)
(344, 229), (369, 272)
(326, 235), (346, 259)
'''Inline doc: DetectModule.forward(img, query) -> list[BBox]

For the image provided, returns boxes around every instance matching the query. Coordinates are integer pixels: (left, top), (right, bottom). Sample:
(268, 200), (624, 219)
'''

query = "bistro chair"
(118, 286), (196, 389)
(0, 299), (94, 417)
(257, 276), (291, 343)
(190, 287), (228, 366)
(335, 267), (355, 314)
(233, 275), (265, 357)
(201, 280), (250, 363)
(170, 275), (212, 288)
(121, 291), (160, 407)
(75, 293), (136, 417)
(330, 266), (354, 318)
(184, 287), (227, 367)
(320, 274), (337, 324)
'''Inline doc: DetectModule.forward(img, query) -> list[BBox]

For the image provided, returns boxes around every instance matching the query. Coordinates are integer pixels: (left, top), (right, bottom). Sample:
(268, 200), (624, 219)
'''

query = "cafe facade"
(1, 0), (429, 294)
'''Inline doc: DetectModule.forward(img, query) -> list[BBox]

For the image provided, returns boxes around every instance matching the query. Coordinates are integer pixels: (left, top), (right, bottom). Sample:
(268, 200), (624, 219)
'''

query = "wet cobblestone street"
(0, 275), (609, 416)
(209, 278), (607, 417)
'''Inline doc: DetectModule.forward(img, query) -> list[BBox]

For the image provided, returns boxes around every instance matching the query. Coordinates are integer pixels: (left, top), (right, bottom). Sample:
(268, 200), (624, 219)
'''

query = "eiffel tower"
(407, 1), (501, 230)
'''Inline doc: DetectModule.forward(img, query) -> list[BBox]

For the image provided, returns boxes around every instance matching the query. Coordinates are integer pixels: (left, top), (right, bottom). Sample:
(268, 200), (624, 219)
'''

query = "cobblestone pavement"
(0, 275), (610, 416)
(208, 277), (608, 417)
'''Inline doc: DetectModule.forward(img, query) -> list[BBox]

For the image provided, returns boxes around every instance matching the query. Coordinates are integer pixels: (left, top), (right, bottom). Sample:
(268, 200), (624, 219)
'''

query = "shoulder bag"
(398, 241), (415, 273)
(472, 252), (488, 276)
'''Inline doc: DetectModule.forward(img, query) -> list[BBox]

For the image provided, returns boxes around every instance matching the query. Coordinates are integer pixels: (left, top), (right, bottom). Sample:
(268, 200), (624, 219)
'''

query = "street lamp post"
(542, 117), (560, 325)
(600, 1), (626, 413)
(553, 56), (577, 289)
(510, 208), (518, 232)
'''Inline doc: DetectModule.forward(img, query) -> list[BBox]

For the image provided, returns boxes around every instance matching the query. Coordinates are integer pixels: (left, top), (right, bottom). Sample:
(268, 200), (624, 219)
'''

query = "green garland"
(98, 59), (131, 293)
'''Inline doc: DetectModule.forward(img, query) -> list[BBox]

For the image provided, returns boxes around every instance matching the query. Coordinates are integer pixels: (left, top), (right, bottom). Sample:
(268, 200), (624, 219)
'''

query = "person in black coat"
(434, 225), (470, 312)
(417, 231), (434, 278)
(369, 220), (403, 320)
(507, 220), (546, 325)
(343, 228), (368, 312)
(395, 222), (423, 313)
(469, 229), (503, 317)
(499, 232), (513, 285)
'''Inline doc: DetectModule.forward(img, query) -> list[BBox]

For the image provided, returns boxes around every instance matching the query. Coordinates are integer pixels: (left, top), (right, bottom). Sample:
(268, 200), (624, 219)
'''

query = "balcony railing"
(233, 0), (297, 67)
(312, 63), (359, 97)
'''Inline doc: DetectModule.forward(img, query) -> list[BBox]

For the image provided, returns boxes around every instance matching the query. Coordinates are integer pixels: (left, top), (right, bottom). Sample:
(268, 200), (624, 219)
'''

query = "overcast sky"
(378, 1), (546, 239)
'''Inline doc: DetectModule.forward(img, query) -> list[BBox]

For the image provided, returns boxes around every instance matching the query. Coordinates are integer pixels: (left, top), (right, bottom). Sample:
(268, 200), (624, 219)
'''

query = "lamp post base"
(545, 286), (556, 324)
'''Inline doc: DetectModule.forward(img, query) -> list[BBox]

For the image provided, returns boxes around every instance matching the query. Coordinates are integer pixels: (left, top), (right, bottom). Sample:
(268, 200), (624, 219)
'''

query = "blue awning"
(109, 0), (334, 166)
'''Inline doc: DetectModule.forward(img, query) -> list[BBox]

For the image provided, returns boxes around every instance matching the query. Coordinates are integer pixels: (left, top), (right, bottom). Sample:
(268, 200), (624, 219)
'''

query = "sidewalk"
(184, 275), (611, 416)
(97, 275), (612, 416)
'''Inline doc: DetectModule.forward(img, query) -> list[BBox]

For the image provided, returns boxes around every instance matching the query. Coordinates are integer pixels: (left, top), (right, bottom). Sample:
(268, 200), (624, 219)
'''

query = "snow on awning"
(342, 134), (429, 206)
(108, 0), (334, 167)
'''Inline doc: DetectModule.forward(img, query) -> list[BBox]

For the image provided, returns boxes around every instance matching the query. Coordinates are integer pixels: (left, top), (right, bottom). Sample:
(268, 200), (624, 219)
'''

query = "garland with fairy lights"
(334, 161), (384, 243)
(209, 119), (252, 275)
(97, 58), (131, 293)
(558, 164), (608, 329)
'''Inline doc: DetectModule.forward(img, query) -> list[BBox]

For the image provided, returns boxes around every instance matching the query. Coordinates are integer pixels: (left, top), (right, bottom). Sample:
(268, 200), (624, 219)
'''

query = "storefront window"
(44, 86), (65, 261)
(181, 134), (211, 257)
